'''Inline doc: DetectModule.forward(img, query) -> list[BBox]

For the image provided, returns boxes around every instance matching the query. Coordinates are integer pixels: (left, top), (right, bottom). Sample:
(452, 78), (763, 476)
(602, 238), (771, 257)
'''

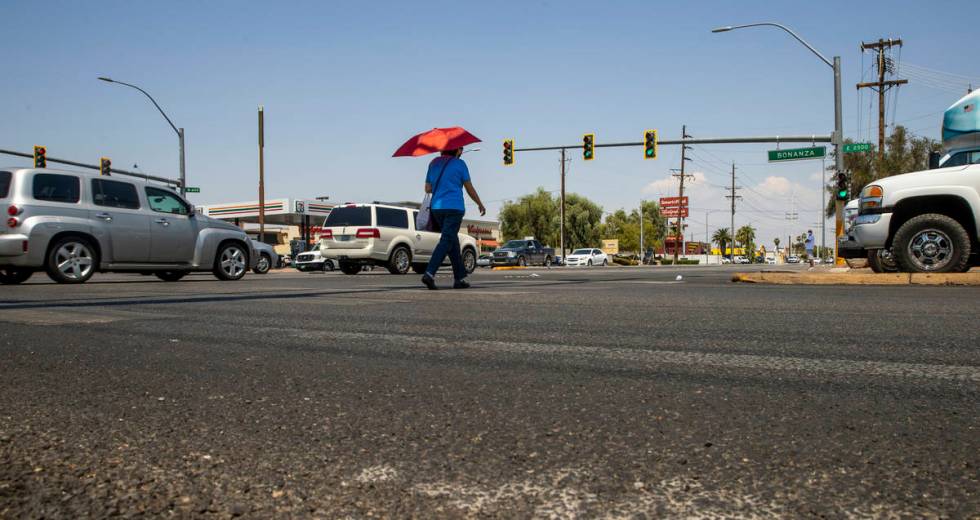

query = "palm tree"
(712, 228), (732, 256)
(773, 237), (781, 251)
(736, 225), (757, 257)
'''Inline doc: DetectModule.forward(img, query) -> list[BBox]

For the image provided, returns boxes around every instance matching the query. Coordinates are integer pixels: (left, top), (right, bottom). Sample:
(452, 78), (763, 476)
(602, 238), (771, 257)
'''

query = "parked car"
(733, 255), (750, 264)
(786, 255), (801, 264)
(317, 203), (478, 275)
(564, 248), (608, 267)
(720, 257), (732, 264)
(250, 240), (279, 275)
(293, 247), (335, 272)
(477, 253), (492, 268)
(491, 238), (556, 267)
(0, 167), (255, 284)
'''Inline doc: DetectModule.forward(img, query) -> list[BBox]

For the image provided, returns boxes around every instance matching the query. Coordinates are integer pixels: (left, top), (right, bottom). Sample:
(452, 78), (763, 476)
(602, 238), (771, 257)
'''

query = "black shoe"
(453, 279), (471, 289)
(421, 273), (437, 290)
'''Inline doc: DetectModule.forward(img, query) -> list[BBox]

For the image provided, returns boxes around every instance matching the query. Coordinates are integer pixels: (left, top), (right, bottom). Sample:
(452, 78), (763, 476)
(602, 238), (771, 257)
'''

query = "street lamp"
(711, 22), (843, 265)
(98, 77), (186, 196)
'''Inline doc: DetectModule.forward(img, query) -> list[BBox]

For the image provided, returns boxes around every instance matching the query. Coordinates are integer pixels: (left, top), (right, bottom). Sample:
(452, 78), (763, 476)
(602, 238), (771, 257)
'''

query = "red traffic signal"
(503, 139), (514, 166)
(33, 145), (47, 168)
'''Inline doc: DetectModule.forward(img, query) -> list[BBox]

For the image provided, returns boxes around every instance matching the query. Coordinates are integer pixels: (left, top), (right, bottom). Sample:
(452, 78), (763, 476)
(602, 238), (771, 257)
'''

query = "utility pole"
(672, 125), (694, 263)
(856, 38), (907, 167)
(258, 106), (265, 242)
(639, 200), (644, 261)
(559, 148), (568, 260)
(725, 163), (741, 263)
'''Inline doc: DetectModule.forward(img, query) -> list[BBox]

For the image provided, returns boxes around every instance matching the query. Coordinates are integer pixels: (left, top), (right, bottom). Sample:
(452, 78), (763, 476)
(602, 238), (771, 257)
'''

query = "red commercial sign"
(659, 196), (689, 208)
(660, 206), (689, 218)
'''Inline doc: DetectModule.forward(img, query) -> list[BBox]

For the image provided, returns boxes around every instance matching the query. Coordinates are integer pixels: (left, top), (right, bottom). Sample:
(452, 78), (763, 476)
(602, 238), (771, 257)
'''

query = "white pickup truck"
(840, 90), (980, 273)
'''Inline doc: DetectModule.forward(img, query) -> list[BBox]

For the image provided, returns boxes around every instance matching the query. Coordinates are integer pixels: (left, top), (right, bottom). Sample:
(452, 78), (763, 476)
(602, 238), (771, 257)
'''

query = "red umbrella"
(392, 126), (481, 157)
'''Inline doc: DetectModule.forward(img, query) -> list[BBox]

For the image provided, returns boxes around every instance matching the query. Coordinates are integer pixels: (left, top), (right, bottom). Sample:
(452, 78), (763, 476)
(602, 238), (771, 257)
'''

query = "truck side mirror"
(928, 151), (941, 170)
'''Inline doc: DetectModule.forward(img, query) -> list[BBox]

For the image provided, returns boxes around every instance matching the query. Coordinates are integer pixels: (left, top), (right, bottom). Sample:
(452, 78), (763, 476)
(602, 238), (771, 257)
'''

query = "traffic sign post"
(842, 143), (872, 153)
(659, 196), (689, 208)
(767, 146), (826, 162)
(661, 206), (689, 218)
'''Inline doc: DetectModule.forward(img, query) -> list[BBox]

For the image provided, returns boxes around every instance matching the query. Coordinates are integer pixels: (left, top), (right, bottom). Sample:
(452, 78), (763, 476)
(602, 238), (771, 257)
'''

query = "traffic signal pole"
(560, 148), (566, 261)
(0, 148), (180, 187)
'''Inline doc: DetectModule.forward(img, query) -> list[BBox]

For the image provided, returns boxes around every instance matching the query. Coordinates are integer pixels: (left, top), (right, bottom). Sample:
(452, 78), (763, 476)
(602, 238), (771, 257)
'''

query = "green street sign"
(185, 187), (201, 193)
(767, 146), (826, 162)
(843, 143), (873, 153)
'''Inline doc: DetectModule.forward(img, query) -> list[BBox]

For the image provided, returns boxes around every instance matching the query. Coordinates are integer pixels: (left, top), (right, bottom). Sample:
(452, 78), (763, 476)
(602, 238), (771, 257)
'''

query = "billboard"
(601, 239), (619, 255)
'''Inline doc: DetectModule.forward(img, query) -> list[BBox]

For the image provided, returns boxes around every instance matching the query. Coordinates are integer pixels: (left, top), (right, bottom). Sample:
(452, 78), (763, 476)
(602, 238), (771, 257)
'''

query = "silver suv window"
(92, 179), (140, 210)
(0, 171), (10, 198)
(33, 174), (80, 203)
(145, 187), (189, 215)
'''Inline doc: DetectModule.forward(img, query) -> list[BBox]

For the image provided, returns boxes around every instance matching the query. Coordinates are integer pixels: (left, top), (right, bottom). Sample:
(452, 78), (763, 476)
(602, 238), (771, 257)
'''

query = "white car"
(786, 255), (801, 264)
(293, 247), (335, 272)
(318, 203), (479, 275)
(564, 248), (608, 267)
(733, 255), (750, 264)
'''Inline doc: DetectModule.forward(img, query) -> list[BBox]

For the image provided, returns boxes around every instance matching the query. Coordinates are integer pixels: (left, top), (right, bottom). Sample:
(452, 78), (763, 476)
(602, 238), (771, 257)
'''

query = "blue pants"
(426, 209), (466, 281)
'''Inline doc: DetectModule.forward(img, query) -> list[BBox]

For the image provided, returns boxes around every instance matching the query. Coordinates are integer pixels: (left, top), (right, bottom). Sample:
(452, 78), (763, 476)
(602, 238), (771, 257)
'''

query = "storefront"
(463, 220), (501, 252)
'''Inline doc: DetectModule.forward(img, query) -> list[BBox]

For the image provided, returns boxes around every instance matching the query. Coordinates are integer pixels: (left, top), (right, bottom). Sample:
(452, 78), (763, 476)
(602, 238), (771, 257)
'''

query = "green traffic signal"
(583, 133), (595, 161)
(643, 130), (657, 159)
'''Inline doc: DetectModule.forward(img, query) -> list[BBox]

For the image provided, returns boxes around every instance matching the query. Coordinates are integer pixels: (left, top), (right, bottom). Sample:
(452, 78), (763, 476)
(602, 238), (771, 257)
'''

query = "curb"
(491, 266), (528, 271)
(732, 271), (980, 286)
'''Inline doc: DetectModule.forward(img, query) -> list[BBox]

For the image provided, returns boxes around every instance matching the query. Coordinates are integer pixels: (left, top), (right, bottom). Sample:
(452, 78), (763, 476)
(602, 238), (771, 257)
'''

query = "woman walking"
(420, 147), (485, 290)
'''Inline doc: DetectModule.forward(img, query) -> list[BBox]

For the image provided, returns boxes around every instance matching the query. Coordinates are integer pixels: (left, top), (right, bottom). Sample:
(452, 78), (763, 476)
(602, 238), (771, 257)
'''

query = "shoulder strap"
(431, 157), (453, 193)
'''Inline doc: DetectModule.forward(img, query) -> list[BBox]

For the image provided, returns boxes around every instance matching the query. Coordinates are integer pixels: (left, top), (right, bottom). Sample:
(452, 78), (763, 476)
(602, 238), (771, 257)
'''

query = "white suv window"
(0, 171), (10, 198)
(377, 207), (409, 229)
(324, 206), (371, 227)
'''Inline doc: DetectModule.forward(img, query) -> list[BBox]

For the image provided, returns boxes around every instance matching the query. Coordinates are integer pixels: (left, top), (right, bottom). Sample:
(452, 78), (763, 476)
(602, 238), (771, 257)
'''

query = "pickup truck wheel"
(253, 253), (272, 274)
(867, 249), (898, 273)
(387, 246), (412, 275)
(213, 243), (249, 281)
(46, 236), (98, 284)
(462, 249), (477, 274)
(0, 268), (33, 285)
(544, 256), (552, 267)
(518, 256), (527, 267)
(322, 260), (335, 272)
(339, 262), (361, 275)
(155, 271), (187, 282)
(893, 214), (971, 273)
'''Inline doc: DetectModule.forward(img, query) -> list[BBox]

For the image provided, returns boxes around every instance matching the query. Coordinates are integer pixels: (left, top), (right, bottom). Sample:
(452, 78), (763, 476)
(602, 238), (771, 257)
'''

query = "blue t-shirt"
(425, 156), (470, 211)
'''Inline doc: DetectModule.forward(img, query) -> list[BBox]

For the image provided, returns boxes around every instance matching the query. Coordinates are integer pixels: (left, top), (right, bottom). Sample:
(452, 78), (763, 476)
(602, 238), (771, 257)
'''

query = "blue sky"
(2, 0), (977, 247)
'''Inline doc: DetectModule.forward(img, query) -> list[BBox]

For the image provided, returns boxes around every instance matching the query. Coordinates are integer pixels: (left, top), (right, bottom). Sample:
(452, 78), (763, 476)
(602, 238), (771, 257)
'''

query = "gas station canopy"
(199, 198), (333, 226)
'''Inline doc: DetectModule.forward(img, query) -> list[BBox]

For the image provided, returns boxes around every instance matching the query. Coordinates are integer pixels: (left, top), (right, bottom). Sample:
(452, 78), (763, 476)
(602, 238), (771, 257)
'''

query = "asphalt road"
(1, 265), (977, 518)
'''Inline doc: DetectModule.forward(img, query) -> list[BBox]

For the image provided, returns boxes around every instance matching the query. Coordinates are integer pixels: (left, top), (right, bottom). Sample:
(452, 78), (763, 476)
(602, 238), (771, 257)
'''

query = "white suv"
(318, 203), (479, 275)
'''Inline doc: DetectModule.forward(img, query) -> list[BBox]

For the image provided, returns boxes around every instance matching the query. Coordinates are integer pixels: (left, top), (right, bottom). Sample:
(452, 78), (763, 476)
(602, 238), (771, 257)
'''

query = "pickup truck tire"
(0, 268), (33, 285)
(544, 256), (552, 267)
(387, 246), (412, 275)
(339, 262), (361, 275)
(892, 214), (971, 273)
(322, 260), (335, 272)
(518, 256), (527, 267)
(867, 249), (898, 273)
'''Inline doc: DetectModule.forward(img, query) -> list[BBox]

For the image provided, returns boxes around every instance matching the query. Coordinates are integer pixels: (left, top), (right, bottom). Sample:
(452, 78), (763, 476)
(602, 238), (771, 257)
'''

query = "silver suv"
(0, 167), (256, 284)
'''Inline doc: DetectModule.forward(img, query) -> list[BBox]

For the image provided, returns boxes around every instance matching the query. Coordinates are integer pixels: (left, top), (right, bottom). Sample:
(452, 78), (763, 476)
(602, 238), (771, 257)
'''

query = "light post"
(711, 22), (843, 265)
(99, 77), (186, 196)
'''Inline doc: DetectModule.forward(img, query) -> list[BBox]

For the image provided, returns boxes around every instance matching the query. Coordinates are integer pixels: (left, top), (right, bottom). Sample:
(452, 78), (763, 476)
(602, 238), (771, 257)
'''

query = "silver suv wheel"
(215, 244), (248, 280)
(54, 241), (94, 282)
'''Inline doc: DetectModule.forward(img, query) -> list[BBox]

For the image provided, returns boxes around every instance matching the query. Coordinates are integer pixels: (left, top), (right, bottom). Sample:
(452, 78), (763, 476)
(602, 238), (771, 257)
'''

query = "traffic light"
(33, 145), (46, 168)
(503, 139), (514, 166)
(583, 133), (595, 161)
(643, 130), (657, 159)
(100, 157), (112, 176)
(835, 171), (849, 200)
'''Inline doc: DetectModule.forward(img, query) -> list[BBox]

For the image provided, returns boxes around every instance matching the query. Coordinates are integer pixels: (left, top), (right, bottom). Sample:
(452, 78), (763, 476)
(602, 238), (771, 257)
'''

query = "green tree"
(825, 125), (942, 217)
(500, 188), (559, 245)
(735, 225), (756, 256)
(564, 193), (605, 251)
(773, 237), (781, 251)
(712, 227), (732, 255)
(599, 201), (666, 254)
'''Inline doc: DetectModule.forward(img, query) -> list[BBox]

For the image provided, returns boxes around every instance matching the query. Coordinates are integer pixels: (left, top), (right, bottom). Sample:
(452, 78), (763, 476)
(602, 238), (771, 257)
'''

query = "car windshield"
(572, 249), (591, 255)
(501, 240), (525, 249)
(324, 206), (371, 227)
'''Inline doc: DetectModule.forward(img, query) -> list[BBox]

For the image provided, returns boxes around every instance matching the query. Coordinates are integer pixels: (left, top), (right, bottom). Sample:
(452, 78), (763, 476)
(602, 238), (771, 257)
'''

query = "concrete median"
(733, 270), (980, 286)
